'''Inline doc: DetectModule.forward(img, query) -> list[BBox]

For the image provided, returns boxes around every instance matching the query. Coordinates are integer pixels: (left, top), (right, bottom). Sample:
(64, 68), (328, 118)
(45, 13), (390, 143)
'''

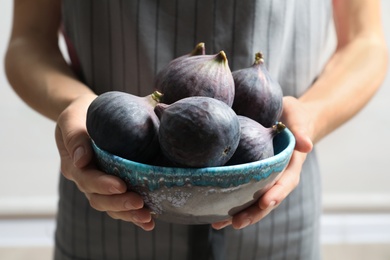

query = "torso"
(56, 1), (334, 259)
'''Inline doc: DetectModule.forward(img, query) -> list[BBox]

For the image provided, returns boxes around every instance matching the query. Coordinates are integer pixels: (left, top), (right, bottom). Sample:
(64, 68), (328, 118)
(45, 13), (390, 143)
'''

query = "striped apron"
(56, 0), (335, 259)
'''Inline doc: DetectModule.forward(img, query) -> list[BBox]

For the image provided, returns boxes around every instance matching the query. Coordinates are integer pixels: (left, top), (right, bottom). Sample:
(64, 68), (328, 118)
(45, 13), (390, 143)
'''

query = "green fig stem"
(215, 50), (228, 64)
(254, 52), (265, 65)
(151, 90), (163, 103)
(190, 42), (206, 56)
(272, 122), (286, 134)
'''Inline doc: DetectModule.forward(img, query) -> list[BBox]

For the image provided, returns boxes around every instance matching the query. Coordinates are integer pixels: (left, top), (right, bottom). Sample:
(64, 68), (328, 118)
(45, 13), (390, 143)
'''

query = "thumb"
(281, 96), (313, 153)
(55, 95), (96, 169)
(290, 126), (313, 153)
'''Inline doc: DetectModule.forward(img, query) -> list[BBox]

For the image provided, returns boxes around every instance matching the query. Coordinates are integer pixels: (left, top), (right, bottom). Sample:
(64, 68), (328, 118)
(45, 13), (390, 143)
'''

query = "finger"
(231, 204), (275, 229)
(281, 96), (313, 153)
(258, 151), (306, 210)
(55, 124), (78, 181)
(58, 150), (127, 196)
(73, 166), (127, 195)
(56, 121), (127, 195)
(138, 221), (156, 231)
(56, 116), (93, 169)
(87, 192), (144, 212)
(107, 210), (155, 231)
(211, 219), (232, 230)
(289, 125), (313, 153)
(55, 95), (97, 169)
(107, 208), (153, 226)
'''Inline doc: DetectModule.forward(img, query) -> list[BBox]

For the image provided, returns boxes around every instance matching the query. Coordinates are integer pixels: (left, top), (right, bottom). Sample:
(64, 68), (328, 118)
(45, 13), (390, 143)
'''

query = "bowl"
(91, 128), (295, 225)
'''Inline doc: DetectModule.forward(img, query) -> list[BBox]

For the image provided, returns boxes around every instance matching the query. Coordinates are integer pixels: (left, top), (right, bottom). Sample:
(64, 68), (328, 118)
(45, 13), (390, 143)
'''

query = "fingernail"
(133, 213), (151, 223)
(239, 218), (251, 229)
(73, 146), (85, 166)
(124, 200), (133, 209)
(124, 200), (139, 209)
(109, 186), (122, 194)
(268, 201), (276, 208)
(215, 220), (230, 230)
(132, 213), (142, 222)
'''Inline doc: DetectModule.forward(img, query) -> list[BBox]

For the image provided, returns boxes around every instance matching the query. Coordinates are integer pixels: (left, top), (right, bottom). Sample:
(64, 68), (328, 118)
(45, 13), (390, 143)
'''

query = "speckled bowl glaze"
(92, 128), (295, 225)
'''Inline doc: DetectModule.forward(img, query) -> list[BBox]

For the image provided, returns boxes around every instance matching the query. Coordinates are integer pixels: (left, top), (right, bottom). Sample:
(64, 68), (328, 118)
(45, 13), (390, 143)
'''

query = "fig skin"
(225, 116), (286, 166)
(154, 51), (235, 107)
(155, 96), (240, 168)
(150, 150), (179, 167)
(232, 52), (283, 127)
(153, 42), (205, 87)
(86, 91), (162, 164)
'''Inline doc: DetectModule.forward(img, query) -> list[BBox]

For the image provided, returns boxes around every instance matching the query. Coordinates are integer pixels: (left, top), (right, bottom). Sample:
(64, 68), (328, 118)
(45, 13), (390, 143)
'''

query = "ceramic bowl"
(91, 128), (295, 225)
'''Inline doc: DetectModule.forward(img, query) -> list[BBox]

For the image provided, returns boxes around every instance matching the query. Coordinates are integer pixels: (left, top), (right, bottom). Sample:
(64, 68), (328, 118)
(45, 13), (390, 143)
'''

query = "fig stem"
(254, 52), (265, 65)
(272, 122), (286, 134)
(151, 90), (163, 103)
(190, 42), (206, 56)
(215, 51), (228, 64)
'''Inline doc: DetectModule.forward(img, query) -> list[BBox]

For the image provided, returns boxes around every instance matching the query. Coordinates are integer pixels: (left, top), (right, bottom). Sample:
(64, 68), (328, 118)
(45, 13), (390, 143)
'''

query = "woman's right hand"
(55, 94), (155, 231)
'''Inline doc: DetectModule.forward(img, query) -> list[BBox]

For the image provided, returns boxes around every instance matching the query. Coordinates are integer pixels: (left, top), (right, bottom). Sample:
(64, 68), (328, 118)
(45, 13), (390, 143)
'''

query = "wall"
(0, 1), (60, 216)
(0, 0), (389, 217)
(316, 1), (390, 211)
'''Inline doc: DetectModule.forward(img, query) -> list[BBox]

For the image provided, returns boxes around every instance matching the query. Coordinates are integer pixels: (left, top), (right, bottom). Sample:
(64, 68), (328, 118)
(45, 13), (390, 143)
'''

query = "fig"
(232, 52), (283, 127)
(86, 91), (162, 164)
(225, 116), (286, 166)
(150, 150), (179, 167)
(154, 42), (205, 82)
(154, 51), (235, 106)
(154, 96), (240, 167)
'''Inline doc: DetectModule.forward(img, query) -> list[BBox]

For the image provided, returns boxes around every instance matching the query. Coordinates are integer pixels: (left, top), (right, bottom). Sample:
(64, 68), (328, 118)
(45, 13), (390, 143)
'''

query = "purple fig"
(225, 116), (286, 165)
(154, 96), (240, 168)
(232, 52), (283, 127)
(154, 51), (235, 106)
(154, 42), (205, 83)
(86, 90), (163, 164)
(150, 150), (179, 167)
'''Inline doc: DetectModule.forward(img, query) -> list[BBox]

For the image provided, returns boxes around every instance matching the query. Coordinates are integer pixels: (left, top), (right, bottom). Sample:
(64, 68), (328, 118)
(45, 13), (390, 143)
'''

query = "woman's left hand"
(212, 96), (314, 230)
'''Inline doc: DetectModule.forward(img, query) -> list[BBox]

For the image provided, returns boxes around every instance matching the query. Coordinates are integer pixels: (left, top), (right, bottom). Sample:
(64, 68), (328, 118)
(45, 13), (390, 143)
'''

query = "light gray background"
(0, 1), (389, 216)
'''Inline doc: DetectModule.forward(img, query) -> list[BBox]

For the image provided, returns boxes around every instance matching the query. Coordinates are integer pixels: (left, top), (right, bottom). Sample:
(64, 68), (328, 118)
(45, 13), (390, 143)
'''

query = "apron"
(56, 1), (335, 259)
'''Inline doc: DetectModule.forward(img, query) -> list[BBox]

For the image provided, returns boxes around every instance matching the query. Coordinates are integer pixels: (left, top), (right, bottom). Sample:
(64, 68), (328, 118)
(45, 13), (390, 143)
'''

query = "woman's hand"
(55, 94), (155, 231)
(212, 96), (314, 230)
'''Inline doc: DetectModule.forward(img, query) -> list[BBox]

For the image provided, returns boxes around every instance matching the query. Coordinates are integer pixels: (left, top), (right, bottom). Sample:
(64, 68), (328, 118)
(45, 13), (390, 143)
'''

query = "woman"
(5, 0), (388, 259)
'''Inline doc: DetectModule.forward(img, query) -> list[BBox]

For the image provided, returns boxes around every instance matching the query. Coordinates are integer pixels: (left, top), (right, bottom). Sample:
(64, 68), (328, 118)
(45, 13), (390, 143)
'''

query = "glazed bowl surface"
(92, 128), (295, 225)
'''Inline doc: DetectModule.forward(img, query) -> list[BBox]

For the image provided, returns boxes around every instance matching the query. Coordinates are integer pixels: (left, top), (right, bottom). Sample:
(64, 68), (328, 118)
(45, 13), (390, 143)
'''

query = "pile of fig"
(86, 43), (285, 168)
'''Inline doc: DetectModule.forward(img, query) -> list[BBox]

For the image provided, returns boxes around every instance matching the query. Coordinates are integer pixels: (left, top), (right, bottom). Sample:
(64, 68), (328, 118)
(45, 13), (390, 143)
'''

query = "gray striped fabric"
(56, 0), (334, 259)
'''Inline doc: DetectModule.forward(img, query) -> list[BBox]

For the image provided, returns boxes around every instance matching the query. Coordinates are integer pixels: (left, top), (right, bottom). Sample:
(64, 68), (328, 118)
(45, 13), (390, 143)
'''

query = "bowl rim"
(91, 127), (296, 173)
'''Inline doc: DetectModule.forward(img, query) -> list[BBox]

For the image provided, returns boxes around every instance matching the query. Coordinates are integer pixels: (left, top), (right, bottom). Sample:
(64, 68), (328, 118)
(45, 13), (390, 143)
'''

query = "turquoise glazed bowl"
(92, 128), (295, 225)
